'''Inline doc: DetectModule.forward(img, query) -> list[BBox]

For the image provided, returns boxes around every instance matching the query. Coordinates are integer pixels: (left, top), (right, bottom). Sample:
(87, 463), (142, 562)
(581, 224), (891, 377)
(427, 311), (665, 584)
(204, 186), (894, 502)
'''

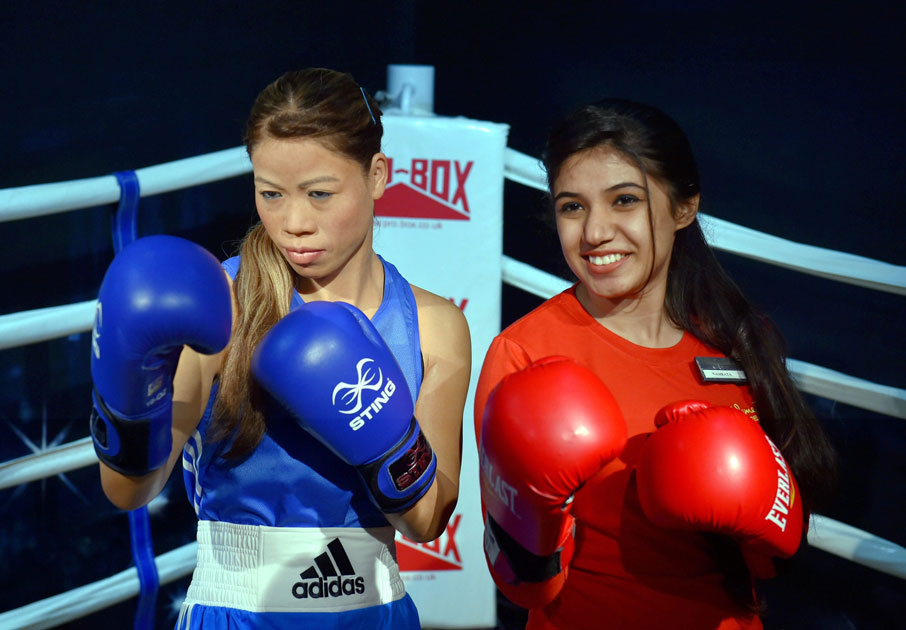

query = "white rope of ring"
(0, 145), (904, 629)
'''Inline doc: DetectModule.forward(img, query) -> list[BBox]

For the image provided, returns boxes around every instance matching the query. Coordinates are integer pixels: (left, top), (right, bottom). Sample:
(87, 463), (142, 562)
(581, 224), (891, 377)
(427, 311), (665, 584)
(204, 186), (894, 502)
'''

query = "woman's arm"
(385, 288), (471, 542)
(98, 271), (235, 510)
(98, 346), (223, 509)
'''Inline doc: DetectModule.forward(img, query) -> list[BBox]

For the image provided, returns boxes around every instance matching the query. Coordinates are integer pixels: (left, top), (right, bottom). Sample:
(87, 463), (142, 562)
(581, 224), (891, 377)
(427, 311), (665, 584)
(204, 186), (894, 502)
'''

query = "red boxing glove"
(636, 400), (803, 559)
(479, 357), (627, 604)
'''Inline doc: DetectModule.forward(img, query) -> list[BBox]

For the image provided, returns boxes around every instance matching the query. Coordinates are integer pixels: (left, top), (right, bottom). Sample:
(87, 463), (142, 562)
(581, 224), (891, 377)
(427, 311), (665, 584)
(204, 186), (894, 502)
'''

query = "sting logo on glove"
(332, 357), (398, 431)
(332, 358), (384, 414)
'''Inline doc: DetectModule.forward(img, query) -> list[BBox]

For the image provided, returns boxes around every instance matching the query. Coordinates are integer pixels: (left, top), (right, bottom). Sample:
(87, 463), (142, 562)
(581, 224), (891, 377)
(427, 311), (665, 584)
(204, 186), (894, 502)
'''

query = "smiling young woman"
(474, 98), (837, 630)
(552, 145), (698, 347)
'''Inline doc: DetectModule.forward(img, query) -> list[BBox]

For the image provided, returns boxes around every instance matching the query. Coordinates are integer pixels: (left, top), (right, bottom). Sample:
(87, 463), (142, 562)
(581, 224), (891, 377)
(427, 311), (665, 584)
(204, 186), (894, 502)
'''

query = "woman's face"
(251, 136), (386, 284)
(553, 147), (696, 305)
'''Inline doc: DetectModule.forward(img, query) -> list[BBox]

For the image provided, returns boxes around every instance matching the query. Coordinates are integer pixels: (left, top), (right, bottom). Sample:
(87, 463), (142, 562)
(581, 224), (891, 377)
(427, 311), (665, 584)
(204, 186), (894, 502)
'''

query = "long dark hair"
(543, 100), (838, 607)
(211, 68), (383, 459)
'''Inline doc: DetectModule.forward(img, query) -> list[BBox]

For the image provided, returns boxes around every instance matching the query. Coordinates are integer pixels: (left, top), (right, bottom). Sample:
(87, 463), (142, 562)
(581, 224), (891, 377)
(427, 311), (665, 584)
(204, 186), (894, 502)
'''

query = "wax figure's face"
(553, 147), (694, 302)
(251, 137), (387, 282)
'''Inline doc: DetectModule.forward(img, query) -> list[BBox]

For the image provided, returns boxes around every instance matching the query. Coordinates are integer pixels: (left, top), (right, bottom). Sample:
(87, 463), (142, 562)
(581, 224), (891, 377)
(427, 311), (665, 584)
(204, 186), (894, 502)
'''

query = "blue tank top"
(182, 255), (423, 529)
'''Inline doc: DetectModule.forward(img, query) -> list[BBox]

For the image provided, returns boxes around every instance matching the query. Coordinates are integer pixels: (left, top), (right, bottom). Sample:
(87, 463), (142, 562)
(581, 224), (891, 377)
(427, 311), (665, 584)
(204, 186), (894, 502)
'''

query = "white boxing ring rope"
(0, 147), (905, 629)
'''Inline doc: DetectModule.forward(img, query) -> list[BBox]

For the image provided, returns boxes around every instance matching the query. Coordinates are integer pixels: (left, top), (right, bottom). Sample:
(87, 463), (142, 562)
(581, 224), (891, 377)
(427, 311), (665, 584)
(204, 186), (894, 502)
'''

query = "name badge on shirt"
(695, 357), (748, 383)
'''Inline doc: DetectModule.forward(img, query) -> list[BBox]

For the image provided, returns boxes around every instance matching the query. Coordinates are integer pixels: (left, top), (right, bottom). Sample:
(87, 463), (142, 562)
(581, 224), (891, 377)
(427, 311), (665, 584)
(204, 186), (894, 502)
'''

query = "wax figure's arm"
(99, 346), (223, 509)
(385, 287), (471, 542)
(98, 271), (235, 510)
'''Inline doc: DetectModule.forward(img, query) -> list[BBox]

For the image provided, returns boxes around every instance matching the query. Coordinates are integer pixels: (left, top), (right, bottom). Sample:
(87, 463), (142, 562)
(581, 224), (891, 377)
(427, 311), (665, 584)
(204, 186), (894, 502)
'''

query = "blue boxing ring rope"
(0, 137), (905, 630)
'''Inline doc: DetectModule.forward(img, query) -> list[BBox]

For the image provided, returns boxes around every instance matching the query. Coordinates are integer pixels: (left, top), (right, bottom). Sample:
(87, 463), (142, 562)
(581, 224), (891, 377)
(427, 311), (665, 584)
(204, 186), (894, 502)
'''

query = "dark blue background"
(1, 1), (903, 628)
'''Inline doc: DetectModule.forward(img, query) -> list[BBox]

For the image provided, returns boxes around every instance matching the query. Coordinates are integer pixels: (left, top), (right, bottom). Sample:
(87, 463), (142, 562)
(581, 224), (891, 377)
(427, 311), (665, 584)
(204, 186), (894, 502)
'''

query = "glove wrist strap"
(485, 513), (563, 583)
(90, 388), (171, 476)
(357, 417), (437, 513)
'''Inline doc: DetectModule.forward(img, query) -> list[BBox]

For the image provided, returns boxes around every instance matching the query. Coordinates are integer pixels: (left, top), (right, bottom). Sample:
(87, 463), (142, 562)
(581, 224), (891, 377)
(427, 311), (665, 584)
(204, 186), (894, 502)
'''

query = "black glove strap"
(357, 417), (436, 513)
(90, 389), (167, 477)
(486, 512), (563, 583)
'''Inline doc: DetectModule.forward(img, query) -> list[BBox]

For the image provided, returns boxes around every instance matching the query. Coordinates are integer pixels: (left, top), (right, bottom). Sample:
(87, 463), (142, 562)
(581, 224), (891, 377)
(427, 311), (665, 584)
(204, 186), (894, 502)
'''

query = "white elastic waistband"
(184, 520), (406, 614)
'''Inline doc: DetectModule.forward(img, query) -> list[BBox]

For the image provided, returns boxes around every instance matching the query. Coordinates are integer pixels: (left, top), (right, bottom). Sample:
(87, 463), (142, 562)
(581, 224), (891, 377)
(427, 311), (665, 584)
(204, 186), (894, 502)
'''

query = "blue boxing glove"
(90, 235), (232, 476)
(252, 301), (436, 513)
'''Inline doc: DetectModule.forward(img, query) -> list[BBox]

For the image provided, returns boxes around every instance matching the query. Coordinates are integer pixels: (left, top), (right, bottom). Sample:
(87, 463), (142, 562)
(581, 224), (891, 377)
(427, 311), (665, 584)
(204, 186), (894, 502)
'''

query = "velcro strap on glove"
(357, 417), (437, 513)
(485, 513), (563, 583)
(90, 388), (171, 476)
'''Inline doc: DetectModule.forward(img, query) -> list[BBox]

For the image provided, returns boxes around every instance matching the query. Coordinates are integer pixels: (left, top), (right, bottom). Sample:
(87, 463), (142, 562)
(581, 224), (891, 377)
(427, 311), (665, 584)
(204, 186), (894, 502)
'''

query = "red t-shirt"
(474, 287), (763, 630)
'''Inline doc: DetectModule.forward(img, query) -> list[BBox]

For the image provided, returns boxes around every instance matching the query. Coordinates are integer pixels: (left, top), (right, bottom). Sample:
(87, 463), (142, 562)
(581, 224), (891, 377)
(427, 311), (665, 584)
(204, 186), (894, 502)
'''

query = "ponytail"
(210, 223), (294, 458)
